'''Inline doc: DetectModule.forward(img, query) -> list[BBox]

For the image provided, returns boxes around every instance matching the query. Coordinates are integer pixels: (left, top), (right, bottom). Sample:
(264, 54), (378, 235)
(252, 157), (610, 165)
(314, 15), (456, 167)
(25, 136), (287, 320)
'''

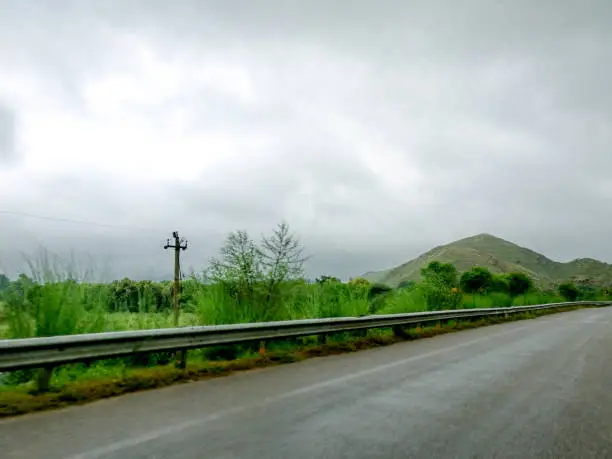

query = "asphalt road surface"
(3, 307), (612, 459)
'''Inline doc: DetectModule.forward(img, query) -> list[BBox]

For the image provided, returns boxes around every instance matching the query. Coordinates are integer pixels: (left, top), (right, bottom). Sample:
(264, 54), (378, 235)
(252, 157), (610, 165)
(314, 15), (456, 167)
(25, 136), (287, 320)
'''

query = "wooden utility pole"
(164, 231), (188, 368)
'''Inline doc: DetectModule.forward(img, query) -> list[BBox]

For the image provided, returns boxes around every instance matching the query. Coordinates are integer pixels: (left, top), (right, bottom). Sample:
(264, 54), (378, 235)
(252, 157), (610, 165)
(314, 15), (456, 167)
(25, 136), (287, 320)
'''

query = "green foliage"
(367, 283), (393, 314)
(420, 261), (458, 288)
(380, 287), (428, 314)
(488, 292), (514, 307)
(489, 275), (510, 294)
(574, 280), (599, 300)
(506, 272), (533, 297)
(419, 261), (461, 310)
(206, 222), (308, 323)
(368, 283), (393, 299)
(459, 267), (493, 294)
(420, 283), (462, 311)
(209, 229), (262, 303)
(315, 275), (341, 284)
(4, 281), (106, 339)
(462, 292), (513, 308)
(558, 281), (579, 302)
(348, 277), (371, 288)
(0, 243), (572, 391)
(365, 233), (612, 289)
(397, 280), (416, 290)
(0, 274), (10, 292)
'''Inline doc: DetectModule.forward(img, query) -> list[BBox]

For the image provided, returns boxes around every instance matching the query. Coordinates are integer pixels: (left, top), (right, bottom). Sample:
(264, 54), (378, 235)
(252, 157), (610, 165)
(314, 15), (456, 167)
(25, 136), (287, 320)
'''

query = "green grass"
(0, 301), (7, 338)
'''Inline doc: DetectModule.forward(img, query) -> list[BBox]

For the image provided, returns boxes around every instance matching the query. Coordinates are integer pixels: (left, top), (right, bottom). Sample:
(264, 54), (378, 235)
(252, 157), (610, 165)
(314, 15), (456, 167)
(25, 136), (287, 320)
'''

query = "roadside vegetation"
(0, 222), (609, 415)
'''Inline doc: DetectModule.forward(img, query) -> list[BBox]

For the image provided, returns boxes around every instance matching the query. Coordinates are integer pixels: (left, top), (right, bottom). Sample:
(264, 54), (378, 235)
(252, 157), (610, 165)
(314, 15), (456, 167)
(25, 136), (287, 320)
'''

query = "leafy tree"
(108, 278), (140, 312)
(460, 267), (493, 294)
(0, 274), (10, 291)
(259, 222), (308, 306)
(207, 222), (308, 321)
(506, 272), (533, 298)
(367, 283), (393, 314)
(575, 279), (597, 300)
(420, 261), (461, 310)
(558, 281), (579, 302)
(420, 261), (458, 288)
(348, 277), (371, 287)
(209, 230), (262, 304)
(489, 275), (510, 294)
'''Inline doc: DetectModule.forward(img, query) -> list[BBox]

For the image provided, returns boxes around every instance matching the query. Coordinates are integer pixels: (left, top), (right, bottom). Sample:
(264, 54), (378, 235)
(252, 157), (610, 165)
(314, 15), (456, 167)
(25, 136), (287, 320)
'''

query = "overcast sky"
(1, 0), (611, 280)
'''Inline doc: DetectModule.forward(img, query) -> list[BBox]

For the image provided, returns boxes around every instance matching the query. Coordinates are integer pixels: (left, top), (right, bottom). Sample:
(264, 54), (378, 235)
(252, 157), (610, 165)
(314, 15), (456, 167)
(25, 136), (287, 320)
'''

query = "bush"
(506, 272), (533, 298)
(558, 282), (579, 302)
(460, 267), (493, 294)
(420, 283), (462, 311)
(420, 261), (458, 288)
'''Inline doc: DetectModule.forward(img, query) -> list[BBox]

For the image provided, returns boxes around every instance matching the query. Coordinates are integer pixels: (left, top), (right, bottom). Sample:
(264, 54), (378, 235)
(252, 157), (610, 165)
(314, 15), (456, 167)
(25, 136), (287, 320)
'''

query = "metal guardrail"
(1, 301), (609, 375)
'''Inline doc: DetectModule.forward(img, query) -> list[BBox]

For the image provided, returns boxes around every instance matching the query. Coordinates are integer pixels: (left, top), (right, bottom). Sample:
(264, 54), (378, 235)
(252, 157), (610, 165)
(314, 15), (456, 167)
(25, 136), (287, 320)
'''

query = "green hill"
(363, 233), (612, 288)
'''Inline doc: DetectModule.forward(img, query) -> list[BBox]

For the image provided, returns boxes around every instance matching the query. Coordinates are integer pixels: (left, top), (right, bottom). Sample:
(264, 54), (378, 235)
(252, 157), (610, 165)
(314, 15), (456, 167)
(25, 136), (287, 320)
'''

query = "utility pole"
(164, 231), (188, 368)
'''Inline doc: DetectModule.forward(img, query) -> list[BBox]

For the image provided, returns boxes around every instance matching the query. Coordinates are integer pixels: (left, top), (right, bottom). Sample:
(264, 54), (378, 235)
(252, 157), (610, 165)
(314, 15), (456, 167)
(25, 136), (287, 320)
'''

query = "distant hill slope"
(363, 233), (612, 288)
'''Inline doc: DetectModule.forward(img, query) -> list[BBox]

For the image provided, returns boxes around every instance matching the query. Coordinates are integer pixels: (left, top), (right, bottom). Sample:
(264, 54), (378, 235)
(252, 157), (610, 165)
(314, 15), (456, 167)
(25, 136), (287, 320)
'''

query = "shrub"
(420, 261), (458, 288)
(506, 272), (533, 298)
(460, 267), (493, 295)
(558, 282), (579, 302)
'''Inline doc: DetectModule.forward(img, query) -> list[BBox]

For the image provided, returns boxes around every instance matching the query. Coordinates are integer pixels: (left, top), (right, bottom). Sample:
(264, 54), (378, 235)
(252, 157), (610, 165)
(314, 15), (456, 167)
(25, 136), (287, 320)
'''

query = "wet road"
(2, 307), (612, 459)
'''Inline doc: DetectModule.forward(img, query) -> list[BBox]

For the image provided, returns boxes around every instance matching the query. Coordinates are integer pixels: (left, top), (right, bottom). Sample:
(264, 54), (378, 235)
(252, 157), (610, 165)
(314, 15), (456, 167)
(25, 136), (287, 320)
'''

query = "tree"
(420, 261), (461, 310)
(0, 274), (10, 291)
(420, 261), (458, 288)
(348, 277), (371, 288)
(259, 222), (309, 305)
(489, 274), (509, 294)
(460, 267), (493, 295)
(367, 283), (393, 314)
(506, 272), (533, 298)
(558, 281), (579, 302)
(208, 230), (262, 303)
(315, 275), (341, 284)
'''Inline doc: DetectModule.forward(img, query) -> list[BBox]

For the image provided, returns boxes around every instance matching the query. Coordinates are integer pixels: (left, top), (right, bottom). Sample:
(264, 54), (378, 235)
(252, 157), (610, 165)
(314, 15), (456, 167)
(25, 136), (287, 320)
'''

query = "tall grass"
(193, 281), (371, 325)
(379, 287), (429, 314)
(4, 266), (108, 339)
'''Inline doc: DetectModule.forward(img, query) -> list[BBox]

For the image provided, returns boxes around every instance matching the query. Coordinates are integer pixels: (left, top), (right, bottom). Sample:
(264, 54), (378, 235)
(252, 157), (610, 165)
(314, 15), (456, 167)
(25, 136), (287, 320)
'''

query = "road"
(2, 307), (612, 459)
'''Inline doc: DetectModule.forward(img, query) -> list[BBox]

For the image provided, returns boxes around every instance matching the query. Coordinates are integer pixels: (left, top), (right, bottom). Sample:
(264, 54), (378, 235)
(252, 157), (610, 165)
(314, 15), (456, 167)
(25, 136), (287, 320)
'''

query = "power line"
(0, 210), (166, 233)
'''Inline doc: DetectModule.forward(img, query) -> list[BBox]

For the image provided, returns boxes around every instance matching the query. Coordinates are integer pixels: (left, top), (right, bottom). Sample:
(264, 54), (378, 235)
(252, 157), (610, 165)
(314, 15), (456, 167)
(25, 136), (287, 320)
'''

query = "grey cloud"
(0, 105), (16, 163)
(1, 1), (612, 280)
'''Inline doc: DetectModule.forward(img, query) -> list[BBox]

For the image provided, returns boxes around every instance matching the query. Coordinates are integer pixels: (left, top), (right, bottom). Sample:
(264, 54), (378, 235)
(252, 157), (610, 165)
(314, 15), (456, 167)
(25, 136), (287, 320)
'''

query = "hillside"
(363, 233), (612, 288)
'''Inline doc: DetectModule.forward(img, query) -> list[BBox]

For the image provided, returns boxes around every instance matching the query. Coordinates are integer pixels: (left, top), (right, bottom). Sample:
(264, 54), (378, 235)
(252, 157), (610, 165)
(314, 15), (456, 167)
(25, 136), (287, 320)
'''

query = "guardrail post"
(392, 325), (407, 338)
(175, 350), (187, 369)
(36, 365), (54, 393)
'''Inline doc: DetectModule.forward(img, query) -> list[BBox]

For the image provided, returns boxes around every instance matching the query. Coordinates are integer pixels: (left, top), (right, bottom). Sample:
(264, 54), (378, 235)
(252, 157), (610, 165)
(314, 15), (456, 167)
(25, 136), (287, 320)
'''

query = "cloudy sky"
(1, 0), (611, 280)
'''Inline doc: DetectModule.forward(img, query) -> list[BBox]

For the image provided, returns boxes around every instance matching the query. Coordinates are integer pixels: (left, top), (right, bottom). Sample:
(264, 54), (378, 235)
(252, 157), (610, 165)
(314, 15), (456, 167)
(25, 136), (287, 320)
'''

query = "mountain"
(362, 233), (612, 288)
